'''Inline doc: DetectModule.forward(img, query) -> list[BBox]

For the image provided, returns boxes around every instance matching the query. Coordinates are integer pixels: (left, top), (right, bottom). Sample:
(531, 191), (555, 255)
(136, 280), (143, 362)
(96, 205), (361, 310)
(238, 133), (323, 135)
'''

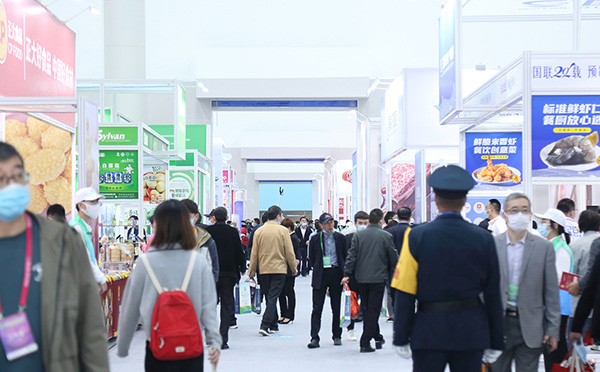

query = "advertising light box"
(99, 150), (139, 200)
(532, 95), (600, 178)
(466, 132), (522, 191)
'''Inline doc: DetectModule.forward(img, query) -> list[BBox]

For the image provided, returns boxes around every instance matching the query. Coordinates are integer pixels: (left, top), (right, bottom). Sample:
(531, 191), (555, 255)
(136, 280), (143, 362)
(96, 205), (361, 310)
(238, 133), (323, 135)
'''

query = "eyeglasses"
(504, 208), (531, 215)
(0, 172), (29, 188)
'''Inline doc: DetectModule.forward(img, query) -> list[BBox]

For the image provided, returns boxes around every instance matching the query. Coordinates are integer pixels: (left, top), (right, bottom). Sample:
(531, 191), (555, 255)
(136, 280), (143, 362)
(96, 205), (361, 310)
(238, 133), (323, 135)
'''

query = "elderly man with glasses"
(0, 141), (109, 372)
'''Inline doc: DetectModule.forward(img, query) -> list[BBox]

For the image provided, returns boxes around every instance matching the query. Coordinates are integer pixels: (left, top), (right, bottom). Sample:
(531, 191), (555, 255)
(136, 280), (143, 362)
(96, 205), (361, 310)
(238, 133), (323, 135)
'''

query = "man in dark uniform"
(392, 165), (504, 372)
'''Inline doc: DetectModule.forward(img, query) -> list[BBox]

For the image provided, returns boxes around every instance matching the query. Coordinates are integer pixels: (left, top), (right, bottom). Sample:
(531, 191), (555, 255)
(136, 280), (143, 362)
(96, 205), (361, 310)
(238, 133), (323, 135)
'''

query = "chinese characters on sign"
(99, 150), (139, 199)
(532, 95), (600, 177)
(465, 132), (523, 188)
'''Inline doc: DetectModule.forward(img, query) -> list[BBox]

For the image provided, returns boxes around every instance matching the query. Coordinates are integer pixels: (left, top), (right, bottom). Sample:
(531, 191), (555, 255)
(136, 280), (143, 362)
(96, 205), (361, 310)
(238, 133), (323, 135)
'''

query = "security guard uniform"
(392, 165), (504, 372)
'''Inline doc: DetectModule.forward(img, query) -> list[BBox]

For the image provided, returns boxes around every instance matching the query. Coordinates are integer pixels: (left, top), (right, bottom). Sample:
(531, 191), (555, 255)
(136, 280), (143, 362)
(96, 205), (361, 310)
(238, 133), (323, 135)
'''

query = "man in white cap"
(70, 188), (107, 293)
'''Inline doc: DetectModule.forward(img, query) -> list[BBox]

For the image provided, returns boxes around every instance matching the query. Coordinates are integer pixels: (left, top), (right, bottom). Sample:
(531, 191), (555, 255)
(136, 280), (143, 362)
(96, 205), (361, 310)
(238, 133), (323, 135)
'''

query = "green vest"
(69, 214), (97, 265)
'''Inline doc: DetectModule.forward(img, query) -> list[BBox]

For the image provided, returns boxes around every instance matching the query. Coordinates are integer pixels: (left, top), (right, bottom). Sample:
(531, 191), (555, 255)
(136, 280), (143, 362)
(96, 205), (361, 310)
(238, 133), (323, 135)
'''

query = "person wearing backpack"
(117, 200), (221, 372)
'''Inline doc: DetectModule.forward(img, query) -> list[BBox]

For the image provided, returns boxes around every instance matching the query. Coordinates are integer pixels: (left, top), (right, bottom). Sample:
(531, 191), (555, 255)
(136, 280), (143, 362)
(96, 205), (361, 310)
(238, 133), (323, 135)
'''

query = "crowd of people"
(5, 138), (600, 372)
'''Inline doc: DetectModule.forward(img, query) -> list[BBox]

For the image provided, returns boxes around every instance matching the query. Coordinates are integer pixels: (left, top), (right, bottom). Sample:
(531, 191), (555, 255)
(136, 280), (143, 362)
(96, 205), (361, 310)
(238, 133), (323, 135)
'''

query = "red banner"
(0, 0), (75, 99)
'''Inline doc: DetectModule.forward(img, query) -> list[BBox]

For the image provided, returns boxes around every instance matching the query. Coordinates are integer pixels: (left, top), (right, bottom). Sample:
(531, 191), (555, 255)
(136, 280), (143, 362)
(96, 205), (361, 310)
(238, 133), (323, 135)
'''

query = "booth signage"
(466, 132), (523, 188)
(169, 170), (195, 201)
(143, 129), (168, 152)
(176, 82), (187, 160)
(532, 95), (600, 177)
(531, 57), (600, 90)
(99, 126), (138, 146)
(439, 0), (461, 122)
(99, 150), (139, 199)
(0, 0), (75, 99)
(342, 170), (352, 183)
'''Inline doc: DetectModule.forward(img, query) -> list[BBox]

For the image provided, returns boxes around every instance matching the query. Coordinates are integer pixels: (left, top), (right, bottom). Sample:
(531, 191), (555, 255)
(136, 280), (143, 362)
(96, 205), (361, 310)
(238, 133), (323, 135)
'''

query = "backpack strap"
(181, 251), (198, 292)
(140, 254), (164, 294)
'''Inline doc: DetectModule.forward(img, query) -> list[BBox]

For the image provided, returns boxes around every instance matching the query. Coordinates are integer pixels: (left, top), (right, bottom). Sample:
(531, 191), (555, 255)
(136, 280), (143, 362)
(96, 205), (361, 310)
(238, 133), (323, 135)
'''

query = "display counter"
(101, 271), (129, 339)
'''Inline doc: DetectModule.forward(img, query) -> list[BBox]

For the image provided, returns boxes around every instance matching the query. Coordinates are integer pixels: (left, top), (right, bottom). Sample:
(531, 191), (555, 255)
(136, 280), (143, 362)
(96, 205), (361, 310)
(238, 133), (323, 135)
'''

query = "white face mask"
(507, 212), (531, 233)
(190, 218), (196, 227)
(82, 203), (101, 220)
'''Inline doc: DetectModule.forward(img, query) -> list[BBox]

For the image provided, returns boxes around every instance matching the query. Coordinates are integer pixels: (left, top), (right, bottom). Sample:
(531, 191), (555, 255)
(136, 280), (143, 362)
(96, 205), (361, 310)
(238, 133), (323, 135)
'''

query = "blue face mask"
(0, 183), (30, 222)
(357, 225), (367, 231)
(538, 223), (551, 238)
(323, 230), (333, 236)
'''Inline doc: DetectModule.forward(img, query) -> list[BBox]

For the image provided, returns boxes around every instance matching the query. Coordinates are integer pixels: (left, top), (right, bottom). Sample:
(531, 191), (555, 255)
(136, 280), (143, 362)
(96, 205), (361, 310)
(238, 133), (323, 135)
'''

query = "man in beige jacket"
(248, 205), (298, 336)
(0, 142), (109, 372)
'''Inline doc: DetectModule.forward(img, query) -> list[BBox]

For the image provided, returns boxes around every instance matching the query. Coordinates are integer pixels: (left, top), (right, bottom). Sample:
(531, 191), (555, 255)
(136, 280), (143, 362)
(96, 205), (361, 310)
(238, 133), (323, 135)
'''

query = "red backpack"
(141, 251), (203, 360)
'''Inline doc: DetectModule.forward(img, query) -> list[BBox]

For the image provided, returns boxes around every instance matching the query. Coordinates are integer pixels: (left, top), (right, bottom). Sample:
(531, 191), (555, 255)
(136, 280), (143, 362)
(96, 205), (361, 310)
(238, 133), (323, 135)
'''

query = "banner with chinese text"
(99, 150), (138, 199)
(465, 132), (522, 190)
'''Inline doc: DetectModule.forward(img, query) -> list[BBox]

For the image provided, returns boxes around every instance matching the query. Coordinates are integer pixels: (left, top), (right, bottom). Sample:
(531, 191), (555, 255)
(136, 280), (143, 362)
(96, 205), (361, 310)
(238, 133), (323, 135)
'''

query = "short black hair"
(354, 211), (369, 223)
(46, 204), (66, 223)
(369, 208), (384, 224)
(253, 218), (260, 224)
(180, 199), (199, 215)
(557, 198), (576, 214)
(0, 142), (24, 168)
(300, 216), (308, 222)
(266, 205), (283, 221)
(213, 206), (228, 222)
(129, 215), (139, 220)
(488, 199), (501, 213)
(397, 207), (412, 221)
(579, 210), (600, 233)
(384, 211), (397, 224)
(261, 213), (268, 224)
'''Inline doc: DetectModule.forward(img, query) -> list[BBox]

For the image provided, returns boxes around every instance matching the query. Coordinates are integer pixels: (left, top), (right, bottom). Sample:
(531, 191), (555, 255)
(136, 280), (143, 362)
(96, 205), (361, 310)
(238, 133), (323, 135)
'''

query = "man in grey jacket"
(342, 208), (398, 353)
(490, 192), (561, 372)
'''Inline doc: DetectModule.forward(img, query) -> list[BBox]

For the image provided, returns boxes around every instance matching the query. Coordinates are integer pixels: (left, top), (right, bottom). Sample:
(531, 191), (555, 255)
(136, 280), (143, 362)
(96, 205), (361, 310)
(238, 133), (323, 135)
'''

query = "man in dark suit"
(392, 165), (505, 372)
(307, 213), (347, 349)
(295, 216), (313, 276)
(387, 207), (412, 254)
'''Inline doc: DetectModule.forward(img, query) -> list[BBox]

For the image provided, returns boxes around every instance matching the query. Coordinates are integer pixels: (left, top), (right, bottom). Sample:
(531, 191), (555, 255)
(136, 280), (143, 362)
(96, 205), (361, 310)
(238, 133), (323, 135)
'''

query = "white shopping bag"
(239, 280), (252, 314)
(340, 284), (352, 328)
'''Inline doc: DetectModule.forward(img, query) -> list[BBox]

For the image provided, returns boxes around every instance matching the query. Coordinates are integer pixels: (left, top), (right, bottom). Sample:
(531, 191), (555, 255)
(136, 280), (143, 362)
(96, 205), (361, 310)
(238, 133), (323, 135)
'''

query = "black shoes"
(259, 329), (270, 336)
(307, 339), (320, 349)
(375, 338), (385, 350)
(360, 345), (376, 353)
(333, 338), (342, 346)
(221, 343), (229, 350)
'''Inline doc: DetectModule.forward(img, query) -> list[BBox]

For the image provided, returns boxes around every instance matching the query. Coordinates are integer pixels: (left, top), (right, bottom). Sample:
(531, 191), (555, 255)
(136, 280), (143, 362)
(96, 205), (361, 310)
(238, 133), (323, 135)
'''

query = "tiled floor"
(109, 274), (600, 372)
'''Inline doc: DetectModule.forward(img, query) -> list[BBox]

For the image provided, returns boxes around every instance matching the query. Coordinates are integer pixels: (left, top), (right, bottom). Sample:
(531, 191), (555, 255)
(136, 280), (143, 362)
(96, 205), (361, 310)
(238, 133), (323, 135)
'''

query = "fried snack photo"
(474, 156), (513, 183)
(26, 149), (67, 185)
(5, 119), (27, 141)
(28, 184), (49, 214)
(44, 177), (72, 214)
(8, 136), (41, 158)
(42, 125), (72, 153)
(27, 116), (50, 146)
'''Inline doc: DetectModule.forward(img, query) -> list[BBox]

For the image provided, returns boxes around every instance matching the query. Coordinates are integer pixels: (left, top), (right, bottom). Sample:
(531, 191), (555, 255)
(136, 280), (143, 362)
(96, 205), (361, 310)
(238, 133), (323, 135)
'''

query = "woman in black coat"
(570, 250), (600, 344)
(278, 218), (300, 324)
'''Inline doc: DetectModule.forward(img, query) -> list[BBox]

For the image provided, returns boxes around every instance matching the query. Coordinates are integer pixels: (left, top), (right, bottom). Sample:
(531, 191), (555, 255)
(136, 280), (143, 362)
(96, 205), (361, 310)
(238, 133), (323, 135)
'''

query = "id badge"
(0, 312), (39, 361)
(507, 284), (518, 307)
(323, 256), (332, 268)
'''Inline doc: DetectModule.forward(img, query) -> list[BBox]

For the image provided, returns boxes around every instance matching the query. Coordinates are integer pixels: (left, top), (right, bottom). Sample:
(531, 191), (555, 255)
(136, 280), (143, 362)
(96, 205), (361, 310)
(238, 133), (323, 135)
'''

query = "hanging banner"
(99, 126), (138, 146)
(143, 164), (166, 204)
(532, 95), (600, 178)
(0, 0), (75, 99)
(466, 132), (523, 190)
(169, 170), (195, 201)
(78, 99), (99, 191)
(99, 150), (138, 199)
(439, 0), (461, 123)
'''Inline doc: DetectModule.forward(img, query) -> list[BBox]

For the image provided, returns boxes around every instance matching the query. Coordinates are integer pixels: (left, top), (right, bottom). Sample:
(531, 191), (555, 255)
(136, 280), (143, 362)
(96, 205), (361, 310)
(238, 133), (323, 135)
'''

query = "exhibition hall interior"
(1, 0), (600, 371)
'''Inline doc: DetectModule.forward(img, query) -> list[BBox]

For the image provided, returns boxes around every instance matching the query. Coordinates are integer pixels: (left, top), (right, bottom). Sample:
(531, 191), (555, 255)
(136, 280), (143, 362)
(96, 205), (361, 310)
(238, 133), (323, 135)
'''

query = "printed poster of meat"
(3, 114), (73, 216)
(532, 95), (600, 178)
(382, 163), (431, 212)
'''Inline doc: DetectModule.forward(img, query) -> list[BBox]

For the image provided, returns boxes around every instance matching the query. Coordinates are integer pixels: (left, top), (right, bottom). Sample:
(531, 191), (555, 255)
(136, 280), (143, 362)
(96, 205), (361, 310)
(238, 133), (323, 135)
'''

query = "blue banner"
(532, 95), (600, 177)
(439, 0), (458, 121)
(465, 132), (522, 190)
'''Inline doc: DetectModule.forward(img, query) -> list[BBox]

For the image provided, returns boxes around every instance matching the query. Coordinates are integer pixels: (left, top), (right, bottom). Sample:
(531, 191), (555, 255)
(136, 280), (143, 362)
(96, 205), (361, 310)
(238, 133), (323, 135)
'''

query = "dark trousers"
(259, 274), (286, 331)
(543, 315), (569, 372)
(412, 349), (483, 372)
(278, 275), (296, 320)
(217, 276), (236, 344)
(357, 282), (385, 347)
(298, 247), (309, 275)
(310, 267), (343, 341)
(145, 342), (203, 372)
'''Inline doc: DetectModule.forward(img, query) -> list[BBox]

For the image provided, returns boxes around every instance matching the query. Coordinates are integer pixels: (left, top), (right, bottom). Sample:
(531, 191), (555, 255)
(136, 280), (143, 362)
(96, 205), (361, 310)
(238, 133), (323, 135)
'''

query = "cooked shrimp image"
(546, 132), (598, 166)
(474, 156), (514, 183)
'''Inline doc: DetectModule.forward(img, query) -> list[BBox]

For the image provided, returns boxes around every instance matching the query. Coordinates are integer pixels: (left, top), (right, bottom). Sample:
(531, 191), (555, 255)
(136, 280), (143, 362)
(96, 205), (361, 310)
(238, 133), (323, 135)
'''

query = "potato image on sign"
(546, 132), (598, 166)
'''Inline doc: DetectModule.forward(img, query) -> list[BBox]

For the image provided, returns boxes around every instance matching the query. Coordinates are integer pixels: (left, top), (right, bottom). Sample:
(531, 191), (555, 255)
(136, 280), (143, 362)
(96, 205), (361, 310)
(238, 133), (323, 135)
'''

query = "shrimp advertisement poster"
(532, 95), (600, 177)
(465, 132), (523, 190)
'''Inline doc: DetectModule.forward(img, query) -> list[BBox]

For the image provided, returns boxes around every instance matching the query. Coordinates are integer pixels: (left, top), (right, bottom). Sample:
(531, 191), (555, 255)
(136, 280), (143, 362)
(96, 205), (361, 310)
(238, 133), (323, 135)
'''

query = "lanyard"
(320, 232), (335, 256)
(0, 214), (33, 318)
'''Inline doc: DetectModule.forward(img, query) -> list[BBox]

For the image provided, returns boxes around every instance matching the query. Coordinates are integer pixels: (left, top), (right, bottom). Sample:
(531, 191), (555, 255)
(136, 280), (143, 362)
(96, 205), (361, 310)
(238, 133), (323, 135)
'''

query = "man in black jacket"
(205, 207), (246, 350)
(343, 208), (398, 352)
(386, 207), (412, 255)
(295, 216), (313, 276)
(307, 213), (347, 349)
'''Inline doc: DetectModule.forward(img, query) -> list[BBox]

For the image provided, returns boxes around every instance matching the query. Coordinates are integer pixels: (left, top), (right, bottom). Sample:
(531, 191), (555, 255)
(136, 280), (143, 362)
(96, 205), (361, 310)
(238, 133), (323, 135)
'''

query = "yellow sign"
(553, 127), (592, 134)
(480, 155), (508, 160)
